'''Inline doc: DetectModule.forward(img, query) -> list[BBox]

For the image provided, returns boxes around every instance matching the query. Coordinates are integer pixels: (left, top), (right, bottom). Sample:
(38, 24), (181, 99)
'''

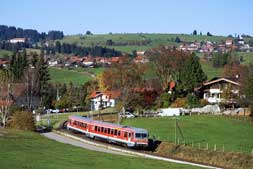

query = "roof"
(10, 38), (26, 41)
(169, 81), (176, 90)
(103, 91), (121, 99)
(69, 115), (147, 133)
(89, 91), (102, 99)
(89, 91), (121, 99)
(203, 77), (240, 86)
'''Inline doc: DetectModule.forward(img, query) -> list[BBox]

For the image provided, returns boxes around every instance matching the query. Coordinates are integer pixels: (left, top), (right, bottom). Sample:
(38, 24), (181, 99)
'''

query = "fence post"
(198, 143), (200, 149)
(252, 149), (253, 157)
(192, 141), (193, 148)
(214, 144), (216, 151)
(222, 145), (224, 152)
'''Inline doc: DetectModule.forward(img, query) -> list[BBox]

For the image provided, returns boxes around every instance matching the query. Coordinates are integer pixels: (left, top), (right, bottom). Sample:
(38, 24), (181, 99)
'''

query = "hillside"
(60, 33), (228, 53)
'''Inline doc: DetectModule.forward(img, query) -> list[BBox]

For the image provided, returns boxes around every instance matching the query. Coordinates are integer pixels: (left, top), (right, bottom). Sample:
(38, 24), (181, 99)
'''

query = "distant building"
(225, 39), (233, 47)
(136, 50), (145, 55)
(9, 38), (26, 43)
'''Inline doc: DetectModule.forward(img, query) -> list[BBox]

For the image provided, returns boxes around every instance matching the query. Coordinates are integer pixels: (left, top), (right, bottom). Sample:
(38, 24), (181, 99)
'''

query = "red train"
(67, 115), (149, 147)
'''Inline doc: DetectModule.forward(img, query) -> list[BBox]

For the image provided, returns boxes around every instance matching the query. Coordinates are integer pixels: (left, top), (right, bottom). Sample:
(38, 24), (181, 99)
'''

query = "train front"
(133, 128), (149, 147)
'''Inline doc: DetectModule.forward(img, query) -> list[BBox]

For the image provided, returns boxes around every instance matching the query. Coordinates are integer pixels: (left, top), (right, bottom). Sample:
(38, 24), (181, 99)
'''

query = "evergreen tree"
(178, 54), (207, 94)
(35, 51), (50, 106)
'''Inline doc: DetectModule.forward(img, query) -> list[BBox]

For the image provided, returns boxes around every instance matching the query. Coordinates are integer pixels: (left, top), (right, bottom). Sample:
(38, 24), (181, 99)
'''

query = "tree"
(0, 69), (11, 128)
(178, 54), (207, 94)
(193, 30), (197, 35)
(9, 50), (28, 82)
(175, 37), (181, 43)
(102, 62), (146, 110)
(146, 46), (189, 90)
(33, 51), (50, 107)
(240, 65), (253, 117)
(207, 32), (212, 36)
(86, 30), (92, 35)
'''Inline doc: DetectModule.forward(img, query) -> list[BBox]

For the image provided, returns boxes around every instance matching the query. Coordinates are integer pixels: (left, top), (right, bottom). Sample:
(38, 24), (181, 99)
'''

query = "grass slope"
(0, 49), (12, 58)
(0, 130), (199, 169)
(60, 34), (227, 53)
(122, 116), (253, 153)
(49, 67), (92, 85)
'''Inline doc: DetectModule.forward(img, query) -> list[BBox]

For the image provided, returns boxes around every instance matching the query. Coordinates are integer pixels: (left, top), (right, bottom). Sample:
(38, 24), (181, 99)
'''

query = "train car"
(67, 115), (148, 147)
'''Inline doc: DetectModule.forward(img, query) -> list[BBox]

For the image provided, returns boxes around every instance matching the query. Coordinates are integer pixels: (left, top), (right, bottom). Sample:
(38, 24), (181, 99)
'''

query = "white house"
(90, 91), (121, 111)
(10, 38), (26, 43)
(195, 77), (240, 104)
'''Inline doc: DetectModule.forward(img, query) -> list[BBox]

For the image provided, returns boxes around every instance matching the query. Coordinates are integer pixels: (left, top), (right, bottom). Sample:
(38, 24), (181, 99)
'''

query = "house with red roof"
(89, 91), (121, 110)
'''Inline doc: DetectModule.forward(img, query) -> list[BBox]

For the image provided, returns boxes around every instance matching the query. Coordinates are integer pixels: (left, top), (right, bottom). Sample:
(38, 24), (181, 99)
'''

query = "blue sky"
(0, 0), (252, 35)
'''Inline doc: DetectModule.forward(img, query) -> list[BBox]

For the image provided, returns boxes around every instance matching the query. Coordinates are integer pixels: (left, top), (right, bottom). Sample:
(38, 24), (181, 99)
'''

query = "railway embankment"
(155, 142), (253, 169)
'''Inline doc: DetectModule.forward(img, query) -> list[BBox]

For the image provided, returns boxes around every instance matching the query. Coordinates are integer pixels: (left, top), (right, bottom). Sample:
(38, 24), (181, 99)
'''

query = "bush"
(171, 98), (187, 108)
(10, 111), (35, 131)
(186, 93), (200, 108)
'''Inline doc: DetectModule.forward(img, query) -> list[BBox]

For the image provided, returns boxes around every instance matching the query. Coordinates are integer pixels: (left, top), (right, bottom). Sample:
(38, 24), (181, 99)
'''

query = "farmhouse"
(9, 38), (26, 43)
(195, 77), (240, 105)
(89, 91), (121, 111)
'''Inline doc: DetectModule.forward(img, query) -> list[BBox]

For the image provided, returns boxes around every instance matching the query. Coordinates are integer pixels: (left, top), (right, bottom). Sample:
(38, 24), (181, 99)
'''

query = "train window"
(124, 132), (128, 138)
(101, 127), (104, 133)
(108, 128), (111, 134)
(118, 131), (121, 136)
(114, 130), (117, 135)
(129, 133), (132, 138)
(111, 129), (114, 135)
(84, 123), (87, 128)
(104, 128), (107, 133)
(98, 127), (100, 132)
(95, 126), (97, 131)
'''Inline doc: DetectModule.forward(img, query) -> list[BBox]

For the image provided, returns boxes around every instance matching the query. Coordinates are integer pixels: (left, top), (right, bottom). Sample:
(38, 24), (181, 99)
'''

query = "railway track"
(52, 129), (222, 169)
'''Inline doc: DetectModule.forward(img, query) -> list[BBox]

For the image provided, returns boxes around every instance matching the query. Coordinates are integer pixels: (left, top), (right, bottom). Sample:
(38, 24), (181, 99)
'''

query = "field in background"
(122, 116), (253, 153)
(0, 49), (12, 58)
(60, 34), (227, 53)
(0, 129), (199, 169)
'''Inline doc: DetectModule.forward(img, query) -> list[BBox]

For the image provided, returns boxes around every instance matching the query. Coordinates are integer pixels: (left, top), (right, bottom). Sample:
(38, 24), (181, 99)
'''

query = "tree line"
(0, 25), (64, 42)
(46, 41), (122, 57)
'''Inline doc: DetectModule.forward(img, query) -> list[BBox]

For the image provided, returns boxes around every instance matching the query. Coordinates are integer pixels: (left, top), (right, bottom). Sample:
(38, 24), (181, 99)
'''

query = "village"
(1, 1), (253, 169)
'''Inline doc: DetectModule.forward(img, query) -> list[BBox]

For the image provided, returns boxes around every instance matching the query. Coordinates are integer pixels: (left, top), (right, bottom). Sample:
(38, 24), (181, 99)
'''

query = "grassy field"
(0, 49), (12, 59)
(0, 129), (199, 169)
(122, 116), (253, 153)
(49, 67), (93, 85)
(236, 51), (253, 65)
(60, 33), (227, 53)
(49, 67), (104, 86)
(200, 61), (224, 79)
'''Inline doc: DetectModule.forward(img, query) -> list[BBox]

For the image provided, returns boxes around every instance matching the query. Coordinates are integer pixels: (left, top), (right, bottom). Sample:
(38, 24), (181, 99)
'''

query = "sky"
(0, 0), (252, 36)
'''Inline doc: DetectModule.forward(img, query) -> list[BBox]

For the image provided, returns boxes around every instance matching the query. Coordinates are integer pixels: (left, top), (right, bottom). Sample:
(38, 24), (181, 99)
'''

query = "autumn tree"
(223, 64), (247, 78)
(146, 46), (189, 90)
(102, 62), (146, 110)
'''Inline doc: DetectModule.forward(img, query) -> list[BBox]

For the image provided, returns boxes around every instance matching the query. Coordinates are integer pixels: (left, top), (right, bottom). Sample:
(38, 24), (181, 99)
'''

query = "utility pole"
(175, 116), (177, 144)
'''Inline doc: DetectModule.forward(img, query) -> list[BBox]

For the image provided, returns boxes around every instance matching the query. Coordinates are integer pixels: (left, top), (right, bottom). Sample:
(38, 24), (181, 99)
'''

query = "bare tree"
(0, 69), (11, 128)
